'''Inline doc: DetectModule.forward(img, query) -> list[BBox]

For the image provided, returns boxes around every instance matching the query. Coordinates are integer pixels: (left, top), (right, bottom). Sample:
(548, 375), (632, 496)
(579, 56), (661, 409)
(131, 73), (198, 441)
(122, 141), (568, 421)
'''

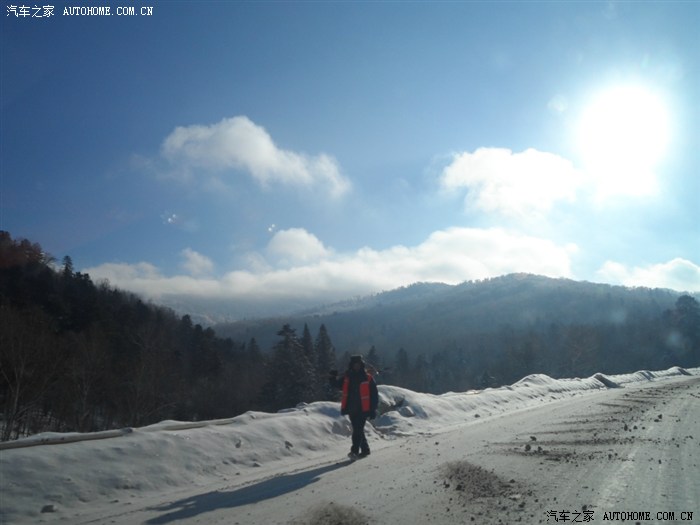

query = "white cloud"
(86, 262), (222, 299)
(267, 228), (332, 265)
(181, 248), (214, 277)
(597, 258), (700, 292)
(86, 261), (162, 282)
(440, 147), (581, 217)
(84, 227), (576, 308)
(160, 116), (350, 197)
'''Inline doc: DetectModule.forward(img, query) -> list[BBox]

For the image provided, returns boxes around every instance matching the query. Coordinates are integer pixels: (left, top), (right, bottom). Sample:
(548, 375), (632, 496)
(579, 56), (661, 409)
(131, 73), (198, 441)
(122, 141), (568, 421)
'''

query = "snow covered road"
(2, 370), (699, 524)
(169, 375), (699, 525)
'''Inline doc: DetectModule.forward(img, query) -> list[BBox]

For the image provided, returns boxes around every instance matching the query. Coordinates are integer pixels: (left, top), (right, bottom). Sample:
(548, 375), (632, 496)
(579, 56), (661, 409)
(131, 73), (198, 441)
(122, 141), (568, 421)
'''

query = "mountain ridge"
(214, 273), (694, 357)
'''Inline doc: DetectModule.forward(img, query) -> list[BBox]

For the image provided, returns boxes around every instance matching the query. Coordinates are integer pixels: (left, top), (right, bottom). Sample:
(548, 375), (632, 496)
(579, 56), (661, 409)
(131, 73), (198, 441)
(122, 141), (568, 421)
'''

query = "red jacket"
(339, 372), (378, 416)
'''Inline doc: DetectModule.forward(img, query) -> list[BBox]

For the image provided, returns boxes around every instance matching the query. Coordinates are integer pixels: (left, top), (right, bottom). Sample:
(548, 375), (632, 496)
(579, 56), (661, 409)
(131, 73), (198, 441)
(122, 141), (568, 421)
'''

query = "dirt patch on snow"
(440, 460), (519, 500)
(293, 501), (370, 525)
(437, 459), (538, 523)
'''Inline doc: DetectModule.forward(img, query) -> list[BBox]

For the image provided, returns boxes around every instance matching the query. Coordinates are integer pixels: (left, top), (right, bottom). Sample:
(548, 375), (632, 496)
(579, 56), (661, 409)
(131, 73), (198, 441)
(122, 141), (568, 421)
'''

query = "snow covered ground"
(1, 366), (699, 524)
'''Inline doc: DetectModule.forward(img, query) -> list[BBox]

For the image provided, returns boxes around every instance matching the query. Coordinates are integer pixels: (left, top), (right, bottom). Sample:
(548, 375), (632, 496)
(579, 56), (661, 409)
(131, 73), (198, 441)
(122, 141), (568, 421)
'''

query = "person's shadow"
(145, 460), (352, 524)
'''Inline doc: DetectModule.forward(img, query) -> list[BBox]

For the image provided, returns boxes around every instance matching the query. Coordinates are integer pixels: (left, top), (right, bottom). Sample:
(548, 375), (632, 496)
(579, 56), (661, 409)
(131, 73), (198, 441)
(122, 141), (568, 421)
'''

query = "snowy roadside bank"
(0, 366), (697, 524)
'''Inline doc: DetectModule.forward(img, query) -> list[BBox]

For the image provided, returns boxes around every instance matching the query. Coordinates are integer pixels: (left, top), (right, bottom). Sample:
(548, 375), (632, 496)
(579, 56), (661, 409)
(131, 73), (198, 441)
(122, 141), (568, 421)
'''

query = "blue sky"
(2, 1), (699, 318)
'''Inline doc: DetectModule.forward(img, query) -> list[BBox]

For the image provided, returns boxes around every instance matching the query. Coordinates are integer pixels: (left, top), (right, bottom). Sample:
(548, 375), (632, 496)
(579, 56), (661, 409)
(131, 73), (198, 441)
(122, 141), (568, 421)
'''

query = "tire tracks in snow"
(465, 375), (700, 524)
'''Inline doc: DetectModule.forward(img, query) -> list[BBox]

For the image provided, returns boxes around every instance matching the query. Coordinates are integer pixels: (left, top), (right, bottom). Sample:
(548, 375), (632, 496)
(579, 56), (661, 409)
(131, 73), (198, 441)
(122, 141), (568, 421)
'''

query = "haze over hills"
(155, 272), (695, 328)
(215, 274), (698, 384)
(153, 281), (458, 326)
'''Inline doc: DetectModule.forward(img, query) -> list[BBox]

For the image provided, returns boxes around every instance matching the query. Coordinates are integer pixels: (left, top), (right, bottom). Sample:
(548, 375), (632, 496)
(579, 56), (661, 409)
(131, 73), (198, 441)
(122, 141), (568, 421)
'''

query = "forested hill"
(306, 274), (684, 327)
(0, 232), (266, 440)
(216, 274), (699, 387)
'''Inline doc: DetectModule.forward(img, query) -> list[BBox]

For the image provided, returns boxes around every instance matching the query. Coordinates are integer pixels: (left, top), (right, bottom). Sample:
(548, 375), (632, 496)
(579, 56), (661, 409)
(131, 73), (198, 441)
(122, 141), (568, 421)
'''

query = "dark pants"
(349, 413), (369, 453)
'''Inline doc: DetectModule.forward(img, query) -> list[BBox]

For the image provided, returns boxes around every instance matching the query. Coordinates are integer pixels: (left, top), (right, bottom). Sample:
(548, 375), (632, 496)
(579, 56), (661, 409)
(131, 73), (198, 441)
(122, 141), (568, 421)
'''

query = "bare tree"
(0, 305), (61, 440)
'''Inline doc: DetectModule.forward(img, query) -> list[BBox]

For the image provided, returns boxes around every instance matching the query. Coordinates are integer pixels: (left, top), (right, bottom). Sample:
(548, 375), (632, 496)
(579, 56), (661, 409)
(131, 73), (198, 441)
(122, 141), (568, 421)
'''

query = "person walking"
(329, 355), (379, 459)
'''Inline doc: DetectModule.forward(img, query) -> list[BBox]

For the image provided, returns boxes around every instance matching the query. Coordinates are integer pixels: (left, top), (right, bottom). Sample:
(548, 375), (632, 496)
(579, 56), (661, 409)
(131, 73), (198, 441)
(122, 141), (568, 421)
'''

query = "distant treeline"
(1, 231), (698, 441)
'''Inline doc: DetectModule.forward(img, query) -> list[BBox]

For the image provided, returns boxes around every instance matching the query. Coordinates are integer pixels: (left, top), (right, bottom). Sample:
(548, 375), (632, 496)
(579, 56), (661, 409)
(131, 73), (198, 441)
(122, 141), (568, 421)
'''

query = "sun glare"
(577, 85), (671, 197)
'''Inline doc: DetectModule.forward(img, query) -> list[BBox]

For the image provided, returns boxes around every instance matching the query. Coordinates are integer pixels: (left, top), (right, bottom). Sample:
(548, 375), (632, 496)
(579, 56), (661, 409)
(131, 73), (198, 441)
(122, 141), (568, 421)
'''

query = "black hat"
(349, 355), (364, 366)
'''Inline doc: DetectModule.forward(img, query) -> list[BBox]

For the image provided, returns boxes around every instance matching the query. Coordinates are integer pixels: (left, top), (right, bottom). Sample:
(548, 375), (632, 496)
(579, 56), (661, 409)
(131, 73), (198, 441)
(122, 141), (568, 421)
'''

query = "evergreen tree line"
(0, 232), (340, 440)
(1, 231), (698, 440)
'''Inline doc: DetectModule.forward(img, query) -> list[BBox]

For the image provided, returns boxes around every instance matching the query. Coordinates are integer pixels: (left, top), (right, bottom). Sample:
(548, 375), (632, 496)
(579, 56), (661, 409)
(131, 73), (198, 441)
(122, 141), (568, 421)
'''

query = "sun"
(576, 84), (671, 197)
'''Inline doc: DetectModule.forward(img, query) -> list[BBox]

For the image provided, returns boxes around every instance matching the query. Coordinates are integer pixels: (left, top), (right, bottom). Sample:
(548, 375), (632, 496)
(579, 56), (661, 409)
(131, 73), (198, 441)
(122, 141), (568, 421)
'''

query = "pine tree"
(366, 345), (381, 371)
(315, 324), (337, 400)
(61, 255), (74, 278)
(260, 325), (314, 411)
(394, 347), (410, 386)
(301, 324), (318, 398)
(301, 324), (315, 362)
